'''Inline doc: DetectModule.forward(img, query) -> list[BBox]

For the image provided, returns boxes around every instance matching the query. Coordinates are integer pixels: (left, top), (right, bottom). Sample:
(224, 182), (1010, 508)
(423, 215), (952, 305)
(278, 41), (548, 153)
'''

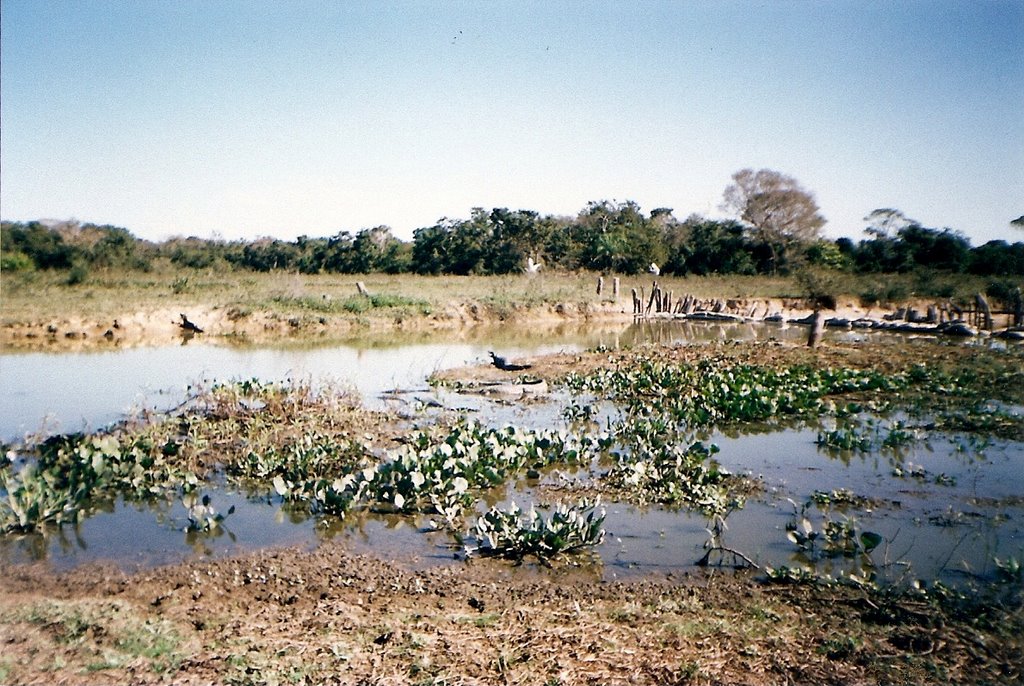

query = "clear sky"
(2, 0), (1022, 245)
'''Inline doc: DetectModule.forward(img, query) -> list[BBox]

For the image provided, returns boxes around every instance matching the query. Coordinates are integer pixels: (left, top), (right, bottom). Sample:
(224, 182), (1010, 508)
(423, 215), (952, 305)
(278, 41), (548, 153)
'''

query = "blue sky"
(2, 0), (1022, 245)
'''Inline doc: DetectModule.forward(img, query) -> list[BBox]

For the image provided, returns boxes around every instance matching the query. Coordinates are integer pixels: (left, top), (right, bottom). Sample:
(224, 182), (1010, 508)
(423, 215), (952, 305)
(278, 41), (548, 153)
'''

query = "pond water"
(0, 319), (817, 442)
(2, 320), (1020, 587)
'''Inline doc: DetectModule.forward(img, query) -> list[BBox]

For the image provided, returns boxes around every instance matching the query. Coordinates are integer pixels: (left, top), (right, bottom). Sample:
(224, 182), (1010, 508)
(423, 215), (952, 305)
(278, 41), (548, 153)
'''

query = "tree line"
(3, 169), (1022, 280)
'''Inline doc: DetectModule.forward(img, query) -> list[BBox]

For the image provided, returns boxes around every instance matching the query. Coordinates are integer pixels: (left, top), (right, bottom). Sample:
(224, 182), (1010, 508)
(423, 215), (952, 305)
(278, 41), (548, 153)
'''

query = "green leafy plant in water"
(816, 417), (921, 453)
(362, 420), (595, 521)
(263, 419), (597, 524)
(786, 501), (883, 561)
(816, 426), (875, 452)
(603, 433), (739, 516)
(763, 564), (879, 590)
(563, 357), (903, 430)
(467, 498), (605, 563)
(1, 434), (198, 533)
(1, 462), (86, 532)
(181, 491), (234, 532)
(562, 399), (598, 423)
(809, 488), (872, 509)
(763, 564), (822, 585)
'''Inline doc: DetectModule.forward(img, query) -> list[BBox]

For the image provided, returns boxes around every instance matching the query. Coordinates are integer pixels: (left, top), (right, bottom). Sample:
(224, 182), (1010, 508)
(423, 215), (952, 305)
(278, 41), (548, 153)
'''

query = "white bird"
(525, 257), (542, 274)
(648, 262), (661, 276)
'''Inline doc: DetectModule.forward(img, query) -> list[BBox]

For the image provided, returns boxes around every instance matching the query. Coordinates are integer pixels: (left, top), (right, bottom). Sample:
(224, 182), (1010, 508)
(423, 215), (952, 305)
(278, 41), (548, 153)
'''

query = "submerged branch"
(696, 545), (760, 570)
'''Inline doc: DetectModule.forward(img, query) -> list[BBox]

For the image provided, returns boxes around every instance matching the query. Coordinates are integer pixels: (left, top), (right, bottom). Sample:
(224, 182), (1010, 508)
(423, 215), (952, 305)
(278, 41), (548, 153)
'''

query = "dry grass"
(1, 545), (1020, 686)
(0, 268), (822, 325)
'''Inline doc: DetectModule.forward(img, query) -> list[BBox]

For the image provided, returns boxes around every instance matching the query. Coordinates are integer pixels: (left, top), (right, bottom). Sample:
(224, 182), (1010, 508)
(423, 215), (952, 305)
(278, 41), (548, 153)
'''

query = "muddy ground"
(2, 340), (1023, 684)
(2, 540), (1022, 686)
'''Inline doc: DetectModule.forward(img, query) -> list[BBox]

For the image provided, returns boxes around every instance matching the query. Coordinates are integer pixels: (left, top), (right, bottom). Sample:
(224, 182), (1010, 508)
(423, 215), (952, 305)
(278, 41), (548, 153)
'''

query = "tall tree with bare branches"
(721, 168), (826, 273)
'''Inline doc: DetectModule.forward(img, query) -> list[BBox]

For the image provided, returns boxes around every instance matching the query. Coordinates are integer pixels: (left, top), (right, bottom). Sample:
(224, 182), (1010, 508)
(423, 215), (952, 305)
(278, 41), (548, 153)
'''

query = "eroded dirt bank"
(0, 295), (947, 352)
(0, 300), (634, 351)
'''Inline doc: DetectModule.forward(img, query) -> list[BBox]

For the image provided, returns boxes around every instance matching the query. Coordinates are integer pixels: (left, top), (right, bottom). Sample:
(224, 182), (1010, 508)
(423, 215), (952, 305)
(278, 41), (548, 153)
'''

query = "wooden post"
(646, 283), (659, 315)
(975, 293), (992, 330)
(613, 277), (620, 299)
(1014, 287), (1023, 328)
(356, 281), (370, 296)
(596, 276), (604, 296)
(808, 309), (825, 348)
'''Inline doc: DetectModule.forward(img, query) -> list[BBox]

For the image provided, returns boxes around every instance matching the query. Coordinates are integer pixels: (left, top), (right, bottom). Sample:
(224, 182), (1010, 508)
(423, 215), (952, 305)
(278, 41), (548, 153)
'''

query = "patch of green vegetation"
(18, 600), (184, 675)
(1, 431), (199, 533)
(808, 488), (875, 510)
(267, 419), (597, 529)
(0, 378), (356, 534)
(467, 499), (605, 563)
(603, 429), (740, 516)
(270, 292), (430, 315)
(562, 357), (902, 429)
(816, 418), (920, 453)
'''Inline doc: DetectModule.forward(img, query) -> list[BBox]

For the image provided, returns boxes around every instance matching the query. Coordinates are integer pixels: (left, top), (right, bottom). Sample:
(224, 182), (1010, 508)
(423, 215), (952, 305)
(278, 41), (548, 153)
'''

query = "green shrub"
(0, 250), (34, 272)
(66, 262), (89, 285)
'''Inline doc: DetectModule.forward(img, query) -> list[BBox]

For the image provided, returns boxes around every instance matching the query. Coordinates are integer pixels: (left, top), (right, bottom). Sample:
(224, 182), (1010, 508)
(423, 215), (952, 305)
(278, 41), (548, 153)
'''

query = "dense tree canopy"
(3, 176), (1021, 282)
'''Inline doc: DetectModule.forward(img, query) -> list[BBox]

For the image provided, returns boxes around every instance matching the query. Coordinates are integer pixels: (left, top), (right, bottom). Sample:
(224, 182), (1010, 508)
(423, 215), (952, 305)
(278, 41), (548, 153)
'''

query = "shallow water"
(0, 319), (820, 442)
(2, 320), (1021, 586)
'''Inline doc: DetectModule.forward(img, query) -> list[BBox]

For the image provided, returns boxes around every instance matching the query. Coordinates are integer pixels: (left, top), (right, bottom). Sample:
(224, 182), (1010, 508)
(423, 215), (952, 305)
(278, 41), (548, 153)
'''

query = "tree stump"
(975, 293), (992, 330)
(807, 309), (825, 348)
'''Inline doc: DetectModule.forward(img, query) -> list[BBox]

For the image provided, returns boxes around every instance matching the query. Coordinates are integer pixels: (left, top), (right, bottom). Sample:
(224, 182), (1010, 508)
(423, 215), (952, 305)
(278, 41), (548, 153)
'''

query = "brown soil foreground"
(2, 542), (1021, 686)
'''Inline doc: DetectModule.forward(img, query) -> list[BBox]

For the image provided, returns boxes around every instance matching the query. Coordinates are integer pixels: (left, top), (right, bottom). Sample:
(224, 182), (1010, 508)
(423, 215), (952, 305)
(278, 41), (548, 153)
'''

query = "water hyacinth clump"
(181, 491), (234, 532)
(562, 358), (902, 428)
(2, 462), (87, 532)
(816, 418), (921, 453)
(1, 434), (198, 533)
(362, 420), (597, 522)
(468, 498), (606, 563)
(231, 431), (374, 514)
(265, 419), (598, 524)
(604, 436), (739, 516)
(785, 500), (883, 562)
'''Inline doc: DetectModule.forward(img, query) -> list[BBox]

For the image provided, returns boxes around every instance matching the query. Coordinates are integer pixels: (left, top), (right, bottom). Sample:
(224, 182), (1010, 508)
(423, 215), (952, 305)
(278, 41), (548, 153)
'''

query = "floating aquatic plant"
(467, 498), (605, 563)
(816, 418), (921, 453)
(0, 434), (197, 533)
(182, 492), (234, 532)
(562, 357), (902, 430)
(785, 500), (882, 561)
